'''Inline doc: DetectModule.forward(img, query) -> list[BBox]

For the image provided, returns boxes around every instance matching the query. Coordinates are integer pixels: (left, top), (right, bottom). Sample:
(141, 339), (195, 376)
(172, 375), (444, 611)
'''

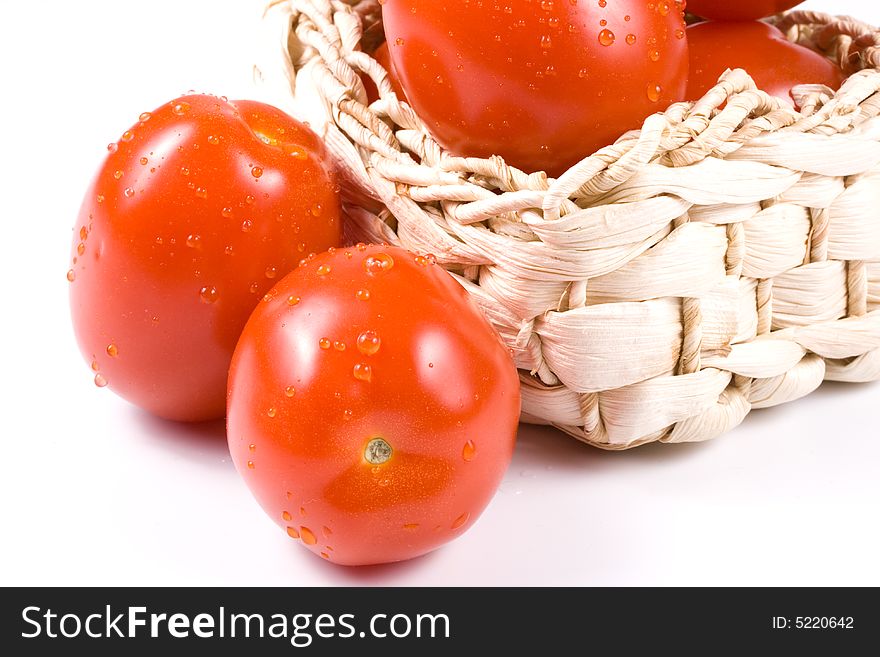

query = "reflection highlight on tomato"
(382, 0), (688, 176)
(68, 94), (342, 421)
(227, 245), (521, 565)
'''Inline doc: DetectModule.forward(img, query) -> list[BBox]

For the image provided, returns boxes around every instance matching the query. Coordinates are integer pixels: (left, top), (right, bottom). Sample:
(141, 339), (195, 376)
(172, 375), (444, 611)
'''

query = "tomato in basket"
(227, 244), (520, 565)
(382, 0), (689, 176)
(686, 21), (844, 106)
(687, 1), (805, 22)
(68, 94), (342, 421)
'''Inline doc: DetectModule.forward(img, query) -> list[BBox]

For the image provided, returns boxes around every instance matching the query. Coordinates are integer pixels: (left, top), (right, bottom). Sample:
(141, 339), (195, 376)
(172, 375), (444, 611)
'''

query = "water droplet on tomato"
(356, 289), (371, 301)
(626, 33), (637, 45)
(249, 443), (256, 453)
(540, 34), (552, 49)
(333, 341), (346, 352)
(221, 206), (233, 218)
(139, 111), (152, 122)
(342, 409), (353, 420)
(675, 28), (685, 40)
(123, 187), (135, 198)
(106, 344), (119, 358)
(287, 295), (300, 306)
(121, 130), (134, 142)
(624, 14), (631, 21)
(395, 37), (405, 46)
(540, 0), (553, 9)
(316, 264), (331, 276)
(186, 234), (201, 248)
(224, 245), (234, 256)
(247, 460), (255, 469)
(649, 49), (660, 62)
(139, 157), (148, 166)
(363, 253), (394, 275)
(94, 373), (108, 388)
(251, 166), (263, 178)
(598, 29), (615, 46)
(241, 220), (253, 233)
(285, 386), (296, 398)
(66, 269), (76, 282)
(647, 83), (662, 102)
(107, 142), (118, 153)
(282, 511), (292, 522)
(353, 363), (373, 382)
(300, 527), (317, 545)
(207, 135), (219, 145)
(319, 337), (331, 350)
(310, 203), (323, 217)
(96, 194), (105, 203)
(286, 526), (300, 539)
(77, 242), (86, 256)
(267, 407), (277, 418)
(462, 440), (476, 461)
(356, 330), (381, 356)
(199, 285), (219, 303)
(112, 170), (124, 180)
(195, 186), (208, 199)
(403, 523), (419, 531)
(265, 266), (277, 279)
(599, 19), (607, 26)
(172, 101), (190, 115)
(598, 0), (607, 7)
(451, 512), (470, 530)
(658, 1), (670, 16)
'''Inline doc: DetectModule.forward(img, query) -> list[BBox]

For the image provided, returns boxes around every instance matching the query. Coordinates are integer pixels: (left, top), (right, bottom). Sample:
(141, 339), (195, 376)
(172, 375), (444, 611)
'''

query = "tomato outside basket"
(254, 0), (880, 449)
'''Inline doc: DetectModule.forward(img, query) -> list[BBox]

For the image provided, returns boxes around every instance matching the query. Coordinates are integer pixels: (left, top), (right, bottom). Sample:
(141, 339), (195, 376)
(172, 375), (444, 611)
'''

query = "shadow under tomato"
(130, 408), (232, 469)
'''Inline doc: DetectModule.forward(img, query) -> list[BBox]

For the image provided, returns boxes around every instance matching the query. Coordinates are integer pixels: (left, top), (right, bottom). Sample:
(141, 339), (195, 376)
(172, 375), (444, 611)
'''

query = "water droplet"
(320, 552), (330, 560)
(462, 440), (476, 461)
(285, 386), (296, 398)
(316, 264), (331, 276)
(598, 29), (615, 46)
(310, 203), (323, 217)
(599, 19), (607, 26)
(342, 409), (353, 420)
(286, 526), (300, 539)
(356, 289), (371, 301)
(598, 0), (607, 6)
(106, 344), (119, 358)
(77, 242), (86, 256)
(287, 295), (301, 306)
(451, 512), (470, 529)
(333, 341), (346, 352)
(249, 443), (256, 453)
(245, 194), (255, 205)
(247, 460), (255, 469)
(300, 527), (317, 545)
(267, 407), (277, 418)
(395, 37), (405, 46)
(224, 245), (234, 256)
(265, 266), (277, 279)
(319, 337), (332, 350)
(66, 269), (76, 282)
(540, 0), (554, 9)
(353, 362), (372, 382)
(647, 83), (662, 102)
(139, 111), (152, 122)
(94, 373), (108, 388)
(251, 166), (263, 178)
(221, 206), (233, 218)
(139, 157), (148, 166)
(403, 523), (419, 531)
(625, 33), (637, 45)
(241, 220), (253, 233)
(113, 169), (124, 180)
(675, 28), (685, 40)
(91, 360), (100, 372)
(428, 362), (434, 368)
(199, 286), (219, 303)
(363, 253), (394, 275)
(207, 135), (220, 145)
(172, 101), (190, 115)
(79, 226), (88, 240)
(96, 194), (105, 204)
(649, 49), (660, 62)
(282, 511), (292, 522)
(121, 130), (134, 142)
(107, 142), (118, 153)
(540, 34), (552, 49)
(658, 1), (670, 16)
(624, 14), (631, 21)
(356, 330), (381, 356)
(186, 234), (201, 248)
(123, 187), (135, 198)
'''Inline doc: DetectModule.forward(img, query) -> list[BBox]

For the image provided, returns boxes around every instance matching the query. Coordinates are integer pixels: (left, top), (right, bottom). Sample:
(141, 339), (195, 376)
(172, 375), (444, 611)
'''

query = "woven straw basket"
(254, 0), (880, 449)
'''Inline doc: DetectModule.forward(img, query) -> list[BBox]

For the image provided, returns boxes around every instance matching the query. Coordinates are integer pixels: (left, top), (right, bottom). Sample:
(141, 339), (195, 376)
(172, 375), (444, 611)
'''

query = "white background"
(1, 0), (878, 586)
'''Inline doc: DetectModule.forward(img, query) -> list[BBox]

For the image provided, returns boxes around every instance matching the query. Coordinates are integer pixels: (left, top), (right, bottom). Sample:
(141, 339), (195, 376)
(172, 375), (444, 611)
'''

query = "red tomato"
(68, 95), (342, 421)
(382, 0), (689, 176)
(686, 21), (843, 105)
(364, 42), (408, 104)
(227, 245), (520, 565)
(686, 1), (804, 21)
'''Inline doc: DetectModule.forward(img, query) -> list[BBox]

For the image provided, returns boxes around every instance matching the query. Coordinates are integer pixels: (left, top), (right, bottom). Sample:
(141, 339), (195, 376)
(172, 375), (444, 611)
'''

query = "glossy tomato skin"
(687, 1), (804, 21)
(227, 245), (520, 566)
(382, 0), (688, 176)
(69, 95), (342, 421)
(686, 21), (843, 105)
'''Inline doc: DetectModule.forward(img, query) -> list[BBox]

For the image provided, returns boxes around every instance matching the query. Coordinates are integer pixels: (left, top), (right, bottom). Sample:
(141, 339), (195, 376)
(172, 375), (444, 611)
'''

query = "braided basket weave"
(255, 0), (880, 449)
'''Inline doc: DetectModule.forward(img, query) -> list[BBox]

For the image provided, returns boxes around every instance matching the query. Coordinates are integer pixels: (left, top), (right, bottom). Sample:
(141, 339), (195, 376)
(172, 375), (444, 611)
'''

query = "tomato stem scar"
(365, 437), (392, 465)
